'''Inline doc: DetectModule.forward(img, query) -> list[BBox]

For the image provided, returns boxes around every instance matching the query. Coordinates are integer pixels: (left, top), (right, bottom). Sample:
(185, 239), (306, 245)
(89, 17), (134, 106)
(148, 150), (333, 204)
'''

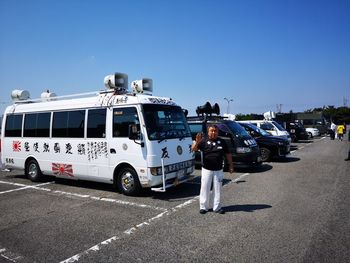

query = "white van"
(1, 73), (195, 195)
(239, 120), (292, 143)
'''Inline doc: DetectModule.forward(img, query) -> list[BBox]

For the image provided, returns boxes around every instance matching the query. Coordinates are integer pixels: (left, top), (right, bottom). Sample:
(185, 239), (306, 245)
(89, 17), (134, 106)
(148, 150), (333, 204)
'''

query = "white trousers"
(199, 167), (224, 211)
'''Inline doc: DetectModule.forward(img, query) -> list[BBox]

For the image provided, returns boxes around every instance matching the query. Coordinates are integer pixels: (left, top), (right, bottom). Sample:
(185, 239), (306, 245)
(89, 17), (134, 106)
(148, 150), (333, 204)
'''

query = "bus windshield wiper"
(179, 134), (188, 141)
(158, 137), (166, 143)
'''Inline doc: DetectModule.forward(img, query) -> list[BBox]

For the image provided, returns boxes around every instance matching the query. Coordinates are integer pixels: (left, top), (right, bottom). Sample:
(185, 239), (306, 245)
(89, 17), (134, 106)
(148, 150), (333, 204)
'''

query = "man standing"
(192, 124), (234, 214)
(330, 122), (336, 140)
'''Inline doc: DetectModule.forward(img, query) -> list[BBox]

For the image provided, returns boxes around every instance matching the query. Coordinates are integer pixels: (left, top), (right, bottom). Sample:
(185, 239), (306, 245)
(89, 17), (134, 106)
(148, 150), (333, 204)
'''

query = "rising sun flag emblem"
(13, 141), (21, 152)
(52, 163), (74, 177)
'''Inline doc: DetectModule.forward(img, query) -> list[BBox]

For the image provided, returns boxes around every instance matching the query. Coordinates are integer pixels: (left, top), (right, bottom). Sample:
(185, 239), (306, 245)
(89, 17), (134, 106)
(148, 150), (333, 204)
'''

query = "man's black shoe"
(199, 209), (207, 214)
(214, 208), (225, 214)
(345, 158), (350, 161)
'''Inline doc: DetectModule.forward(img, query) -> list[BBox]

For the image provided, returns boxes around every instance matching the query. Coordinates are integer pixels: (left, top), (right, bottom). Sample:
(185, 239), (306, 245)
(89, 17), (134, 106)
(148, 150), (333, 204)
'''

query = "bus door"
(109, 107), (146, 185)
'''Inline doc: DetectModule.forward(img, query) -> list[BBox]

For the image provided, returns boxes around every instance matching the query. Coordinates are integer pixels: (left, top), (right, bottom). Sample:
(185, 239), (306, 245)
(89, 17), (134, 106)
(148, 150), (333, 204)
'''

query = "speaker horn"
(104, 73), (128, 93)
(196, 102), (212, 116)
(212, 103), (220, 115)
(182, 109), (189, 117)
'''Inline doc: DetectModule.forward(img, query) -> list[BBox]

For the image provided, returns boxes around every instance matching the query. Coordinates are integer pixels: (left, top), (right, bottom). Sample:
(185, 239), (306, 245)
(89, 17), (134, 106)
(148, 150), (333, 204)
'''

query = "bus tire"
(25, 159), (43, 182)
(260, 147), (271, 162)
(117, 167), (141, 196)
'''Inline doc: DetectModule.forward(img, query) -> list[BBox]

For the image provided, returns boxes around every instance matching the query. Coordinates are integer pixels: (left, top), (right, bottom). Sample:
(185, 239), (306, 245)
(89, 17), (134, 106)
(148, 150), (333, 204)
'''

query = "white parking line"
(290, 136), (326, 154)
(0, 181), (53, 195)
(0, 180), (166, 211)
(60, 172), (250, 263)
(0, 247), (23, 262)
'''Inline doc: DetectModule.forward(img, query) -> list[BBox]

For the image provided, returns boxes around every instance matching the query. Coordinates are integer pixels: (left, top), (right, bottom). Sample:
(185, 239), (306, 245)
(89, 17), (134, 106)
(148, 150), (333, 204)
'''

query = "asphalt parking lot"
(1, 135), (349, 263)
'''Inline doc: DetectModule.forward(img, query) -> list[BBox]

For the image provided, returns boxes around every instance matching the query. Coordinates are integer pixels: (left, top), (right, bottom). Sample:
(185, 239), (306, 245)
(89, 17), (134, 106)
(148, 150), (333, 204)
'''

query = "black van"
(187, 115), (262, 168)
(284, 122), (309, 142)
(238, 122), (290, 162)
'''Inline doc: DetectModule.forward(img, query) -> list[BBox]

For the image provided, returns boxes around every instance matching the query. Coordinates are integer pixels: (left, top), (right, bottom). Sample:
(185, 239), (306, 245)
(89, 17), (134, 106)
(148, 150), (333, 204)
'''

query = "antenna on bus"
(104, 73), (128, 94)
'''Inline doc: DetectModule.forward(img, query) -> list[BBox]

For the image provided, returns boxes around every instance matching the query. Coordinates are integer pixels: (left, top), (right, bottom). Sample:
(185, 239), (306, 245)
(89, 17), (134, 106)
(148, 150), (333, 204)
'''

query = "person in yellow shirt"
(337, 124), (345, 141)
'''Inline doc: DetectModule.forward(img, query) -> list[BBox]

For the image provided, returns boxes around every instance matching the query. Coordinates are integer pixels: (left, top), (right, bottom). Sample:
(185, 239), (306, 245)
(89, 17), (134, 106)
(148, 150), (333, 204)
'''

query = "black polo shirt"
(198, 137), (229, 171)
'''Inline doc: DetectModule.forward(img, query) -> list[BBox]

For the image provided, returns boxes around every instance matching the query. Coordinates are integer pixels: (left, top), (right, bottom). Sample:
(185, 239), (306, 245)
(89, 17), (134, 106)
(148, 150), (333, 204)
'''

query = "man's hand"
(192, 133), (203, 152)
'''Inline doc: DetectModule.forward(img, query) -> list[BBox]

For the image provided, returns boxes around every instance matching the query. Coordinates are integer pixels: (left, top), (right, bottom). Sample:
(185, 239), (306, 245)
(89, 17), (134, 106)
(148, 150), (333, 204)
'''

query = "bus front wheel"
(117, 167), (141, 196)
(25, 159), (43, 182)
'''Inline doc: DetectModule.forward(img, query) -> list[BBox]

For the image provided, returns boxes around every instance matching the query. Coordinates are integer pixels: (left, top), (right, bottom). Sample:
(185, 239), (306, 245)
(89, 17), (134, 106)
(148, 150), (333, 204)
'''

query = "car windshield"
(272, 121), (287, 131)
(244, 123), (271, 136)
(223, 121), (250, 137)
(143, 104), (191, 141)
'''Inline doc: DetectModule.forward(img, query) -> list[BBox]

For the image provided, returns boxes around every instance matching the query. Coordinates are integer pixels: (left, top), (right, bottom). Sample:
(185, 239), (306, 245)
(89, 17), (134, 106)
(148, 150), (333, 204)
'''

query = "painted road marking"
(60, 172), (250, 263)
(0, 181), (53, 195)
(0, 180), (166, 211)
(0, 247), (23, 262)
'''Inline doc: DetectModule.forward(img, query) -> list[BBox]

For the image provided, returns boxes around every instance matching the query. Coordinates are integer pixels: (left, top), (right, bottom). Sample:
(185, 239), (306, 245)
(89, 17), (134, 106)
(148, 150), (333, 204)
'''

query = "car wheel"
(308, 132), (313, 138)
(260, 147), (271, 162)
(117, 167), (141, 196)
(25, 159), (43, 182)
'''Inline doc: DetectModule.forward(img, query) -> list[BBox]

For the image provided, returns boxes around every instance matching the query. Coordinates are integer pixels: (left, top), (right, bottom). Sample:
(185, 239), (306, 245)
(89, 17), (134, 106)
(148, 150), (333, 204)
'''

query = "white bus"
(0, 73), (195, 195)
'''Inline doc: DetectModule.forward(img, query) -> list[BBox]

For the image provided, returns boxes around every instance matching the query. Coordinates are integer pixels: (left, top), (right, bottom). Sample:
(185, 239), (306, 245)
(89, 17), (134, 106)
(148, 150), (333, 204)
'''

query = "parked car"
(239, 120), (292, 143)
(238, 122), (290, 162)
(305, 127), (320, 138)
(284, 122), (309, 142)
(187, 115), (262, 168)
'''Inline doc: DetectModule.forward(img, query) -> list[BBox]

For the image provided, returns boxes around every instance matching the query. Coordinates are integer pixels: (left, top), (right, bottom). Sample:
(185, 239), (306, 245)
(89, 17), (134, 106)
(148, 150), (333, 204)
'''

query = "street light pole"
(224, 97), (233, 114)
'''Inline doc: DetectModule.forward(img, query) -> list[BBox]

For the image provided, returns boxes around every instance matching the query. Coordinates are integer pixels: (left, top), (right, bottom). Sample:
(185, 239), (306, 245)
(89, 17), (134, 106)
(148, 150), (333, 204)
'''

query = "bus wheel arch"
(25, 158), (43, 182)
(114, 164), (141, 196)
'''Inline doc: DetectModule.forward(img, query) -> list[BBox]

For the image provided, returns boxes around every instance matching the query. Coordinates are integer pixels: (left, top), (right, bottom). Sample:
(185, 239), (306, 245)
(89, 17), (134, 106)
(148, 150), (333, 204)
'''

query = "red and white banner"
(52, 163), (74, 177)
(13, 141), (21, 152)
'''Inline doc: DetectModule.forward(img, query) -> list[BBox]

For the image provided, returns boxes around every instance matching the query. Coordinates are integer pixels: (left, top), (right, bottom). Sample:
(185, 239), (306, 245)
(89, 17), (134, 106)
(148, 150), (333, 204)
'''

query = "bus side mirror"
(128, 124), (140, 140)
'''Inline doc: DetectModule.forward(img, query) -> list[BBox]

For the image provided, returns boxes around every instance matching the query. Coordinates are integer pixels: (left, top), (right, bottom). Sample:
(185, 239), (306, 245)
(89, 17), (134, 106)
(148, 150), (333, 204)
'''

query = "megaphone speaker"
(196, 102), (212, 116)
(212, 103), (220, 115)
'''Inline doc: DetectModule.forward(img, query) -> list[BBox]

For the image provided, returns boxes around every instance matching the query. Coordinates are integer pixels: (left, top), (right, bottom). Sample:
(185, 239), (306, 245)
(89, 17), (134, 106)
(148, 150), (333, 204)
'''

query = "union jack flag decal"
(13, 141), (21, 152)
(52, 163), (74, 177)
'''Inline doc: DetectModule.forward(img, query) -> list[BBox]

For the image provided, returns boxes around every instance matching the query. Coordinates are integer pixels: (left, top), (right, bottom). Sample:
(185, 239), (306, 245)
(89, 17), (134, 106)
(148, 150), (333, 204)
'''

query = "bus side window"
(53, 110), (85, 138)
(24, 112), (50, 137)
(87, 109), (106, 138)
(113, 107), (138, 138)
(5, 114), (23, 137)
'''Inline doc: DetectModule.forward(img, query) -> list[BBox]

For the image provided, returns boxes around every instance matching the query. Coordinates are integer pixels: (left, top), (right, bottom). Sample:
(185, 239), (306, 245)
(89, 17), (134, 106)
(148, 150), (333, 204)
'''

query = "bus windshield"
(143, 104), (191, 141)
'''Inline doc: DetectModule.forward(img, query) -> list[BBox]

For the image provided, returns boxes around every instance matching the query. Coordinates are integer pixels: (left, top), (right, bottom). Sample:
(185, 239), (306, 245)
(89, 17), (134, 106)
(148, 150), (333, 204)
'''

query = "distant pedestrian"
(337, 124), (345, 141)
(330, 122), (336, 140)
(192, 124), (234, 214)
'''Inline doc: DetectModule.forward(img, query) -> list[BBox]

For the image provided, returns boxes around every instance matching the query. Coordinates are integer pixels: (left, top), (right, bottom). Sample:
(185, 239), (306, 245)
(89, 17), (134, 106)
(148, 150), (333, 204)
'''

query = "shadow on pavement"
(274, 157), (300, 163)
(224, 204), (272, 213)
(235, 164), (273, 174)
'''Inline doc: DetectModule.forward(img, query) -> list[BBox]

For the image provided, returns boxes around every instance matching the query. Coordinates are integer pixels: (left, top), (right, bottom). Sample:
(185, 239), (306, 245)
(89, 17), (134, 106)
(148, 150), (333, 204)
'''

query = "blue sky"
(1, 0), (349, 116)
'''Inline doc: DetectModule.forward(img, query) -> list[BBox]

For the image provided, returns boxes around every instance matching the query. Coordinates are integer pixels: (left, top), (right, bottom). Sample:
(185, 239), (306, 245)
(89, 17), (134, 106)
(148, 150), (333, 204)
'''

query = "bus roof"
(4, 91), (178, 114)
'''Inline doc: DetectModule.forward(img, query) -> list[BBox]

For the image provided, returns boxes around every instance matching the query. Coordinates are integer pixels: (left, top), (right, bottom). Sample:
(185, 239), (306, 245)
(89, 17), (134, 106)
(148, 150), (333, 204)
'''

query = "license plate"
(176, 169), (185, 178)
